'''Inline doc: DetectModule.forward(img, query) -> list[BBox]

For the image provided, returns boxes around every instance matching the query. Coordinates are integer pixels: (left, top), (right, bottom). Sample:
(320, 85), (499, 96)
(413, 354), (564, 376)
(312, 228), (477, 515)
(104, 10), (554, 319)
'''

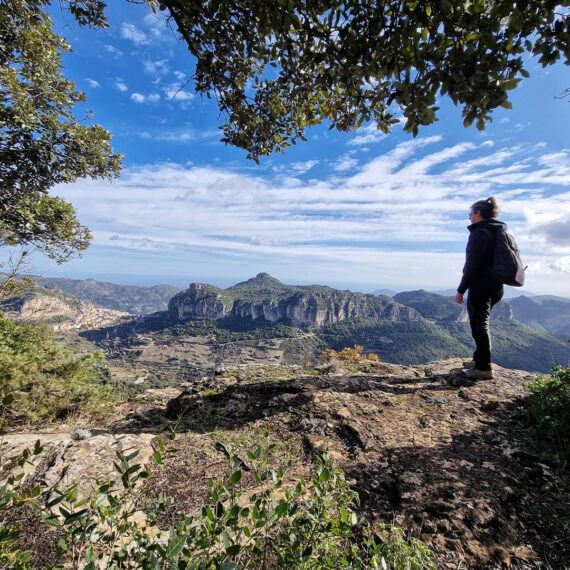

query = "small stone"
(71, 428), (92, 441)
(480, 399), (501, 411)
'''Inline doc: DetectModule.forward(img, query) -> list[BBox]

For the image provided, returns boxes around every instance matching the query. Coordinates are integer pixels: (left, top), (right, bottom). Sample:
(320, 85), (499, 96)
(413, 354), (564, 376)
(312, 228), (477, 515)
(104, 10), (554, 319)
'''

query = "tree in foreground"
(0, 1), (121, 263)
(158, 0), (569, 160)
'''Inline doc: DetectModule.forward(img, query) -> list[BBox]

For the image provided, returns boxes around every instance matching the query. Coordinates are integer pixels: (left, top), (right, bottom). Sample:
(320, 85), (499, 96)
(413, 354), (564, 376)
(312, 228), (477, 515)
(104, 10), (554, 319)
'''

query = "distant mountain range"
(20, 276), (181, 314)
(0, 285), (129, 331)
(4, 274), (569, 374)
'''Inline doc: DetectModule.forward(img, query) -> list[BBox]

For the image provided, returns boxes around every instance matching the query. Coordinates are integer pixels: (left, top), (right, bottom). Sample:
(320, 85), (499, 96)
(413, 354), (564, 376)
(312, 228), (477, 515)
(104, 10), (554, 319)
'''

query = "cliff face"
(168, 274), (422, 328)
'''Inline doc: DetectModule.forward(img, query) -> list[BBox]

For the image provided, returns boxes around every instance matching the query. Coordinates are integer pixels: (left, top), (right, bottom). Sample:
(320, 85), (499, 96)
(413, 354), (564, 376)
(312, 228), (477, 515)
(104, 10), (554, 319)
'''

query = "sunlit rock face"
(167, 273), (422, 328)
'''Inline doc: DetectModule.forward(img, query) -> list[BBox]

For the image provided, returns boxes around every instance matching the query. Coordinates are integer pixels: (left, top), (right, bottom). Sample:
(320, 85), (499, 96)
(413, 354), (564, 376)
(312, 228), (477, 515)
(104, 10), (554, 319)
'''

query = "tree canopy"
(1, 1), (568, 265)
(159, 0), (569, 161)
(0, 1), (121, 263)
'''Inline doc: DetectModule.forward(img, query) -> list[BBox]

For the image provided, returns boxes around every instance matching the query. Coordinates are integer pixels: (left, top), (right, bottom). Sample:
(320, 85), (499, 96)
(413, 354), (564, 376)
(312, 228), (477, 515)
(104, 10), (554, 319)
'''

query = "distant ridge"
(23, 276), (181, 314)
(168, 273), (421, 327)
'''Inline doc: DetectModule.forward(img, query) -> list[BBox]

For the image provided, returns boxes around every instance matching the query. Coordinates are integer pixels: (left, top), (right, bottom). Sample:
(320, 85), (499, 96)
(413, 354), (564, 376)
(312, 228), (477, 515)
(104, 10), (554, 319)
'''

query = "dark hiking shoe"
(462, 360), (476, 369)
(462, 368), (494, 380)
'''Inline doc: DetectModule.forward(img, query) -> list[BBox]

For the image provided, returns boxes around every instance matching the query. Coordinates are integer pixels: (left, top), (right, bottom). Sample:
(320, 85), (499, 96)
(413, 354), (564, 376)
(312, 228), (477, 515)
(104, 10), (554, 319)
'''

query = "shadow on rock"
(345, 399), (570, 568)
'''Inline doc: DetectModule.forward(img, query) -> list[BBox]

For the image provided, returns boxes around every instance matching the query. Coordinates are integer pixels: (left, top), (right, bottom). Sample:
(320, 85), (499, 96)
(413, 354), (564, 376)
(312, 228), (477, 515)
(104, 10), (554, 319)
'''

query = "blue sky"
(14, 3), (570, 295)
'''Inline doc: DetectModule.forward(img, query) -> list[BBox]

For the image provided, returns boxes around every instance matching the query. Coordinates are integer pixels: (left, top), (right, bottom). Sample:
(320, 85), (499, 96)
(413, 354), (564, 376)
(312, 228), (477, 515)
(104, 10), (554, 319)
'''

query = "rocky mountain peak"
(252, 272), (280, 283)
(167, 276), (421, 327)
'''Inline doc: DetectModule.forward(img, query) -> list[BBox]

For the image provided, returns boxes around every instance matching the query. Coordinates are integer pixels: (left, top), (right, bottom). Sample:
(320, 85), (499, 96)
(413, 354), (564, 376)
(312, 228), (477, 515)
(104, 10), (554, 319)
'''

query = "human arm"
(457, 229), (492, 294)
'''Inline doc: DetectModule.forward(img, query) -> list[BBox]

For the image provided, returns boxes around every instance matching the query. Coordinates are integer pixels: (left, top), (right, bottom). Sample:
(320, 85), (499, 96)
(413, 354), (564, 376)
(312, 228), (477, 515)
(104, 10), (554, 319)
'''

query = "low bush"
(319, 345), (380, 364)
(1, 438), (436, 569)
(0, 312), (114, 429)
(526, 364), (570, 465)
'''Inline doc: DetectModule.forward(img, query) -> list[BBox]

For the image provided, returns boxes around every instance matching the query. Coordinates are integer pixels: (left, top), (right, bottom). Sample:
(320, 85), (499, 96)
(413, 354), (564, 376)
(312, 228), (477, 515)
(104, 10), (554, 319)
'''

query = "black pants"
(467, 287), (504, 371)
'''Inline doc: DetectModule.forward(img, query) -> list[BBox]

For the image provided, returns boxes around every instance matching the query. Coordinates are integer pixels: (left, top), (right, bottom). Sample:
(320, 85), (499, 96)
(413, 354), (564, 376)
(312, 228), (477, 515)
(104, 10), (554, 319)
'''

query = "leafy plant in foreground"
(1, 436), (435, 569)
(526, 364), (570, 465)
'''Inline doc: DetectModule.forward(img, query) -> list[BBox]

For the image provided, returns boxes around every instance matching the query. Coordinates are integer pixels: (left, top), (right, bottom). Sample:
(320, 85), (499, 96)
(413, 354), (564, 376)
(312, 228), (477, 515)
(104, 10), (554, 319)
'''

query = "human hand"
(455, 292), (463, 304)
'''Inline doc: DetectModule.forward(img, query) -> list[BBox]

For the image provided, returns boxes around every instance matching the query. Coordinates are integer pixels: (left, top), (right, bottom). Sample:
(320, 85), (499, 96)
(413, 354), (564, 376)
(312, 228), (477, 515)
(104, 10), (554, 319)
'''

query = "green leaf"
(275, 501), (288, 515)
(63, 508), (89, 525)
(229, 469), (242, 485)
(226, 544), (241, 556)
(66, 486), (78, 502)
(43, 515), (60, 527)
(2, 394), (14, 406)
(46, 493), (66, 508)
(167, 531), (187, 558)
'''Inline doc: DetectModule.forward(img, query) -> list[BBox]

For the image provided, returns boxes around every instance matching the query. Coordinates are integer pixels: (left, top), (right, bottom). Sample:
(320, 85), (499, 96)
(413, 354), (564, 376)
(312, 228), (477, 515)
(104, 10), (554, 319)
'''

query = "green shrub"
(526, 365), (570, 465)
(0, 312), (114, 429)
(1, 438), (436, 569)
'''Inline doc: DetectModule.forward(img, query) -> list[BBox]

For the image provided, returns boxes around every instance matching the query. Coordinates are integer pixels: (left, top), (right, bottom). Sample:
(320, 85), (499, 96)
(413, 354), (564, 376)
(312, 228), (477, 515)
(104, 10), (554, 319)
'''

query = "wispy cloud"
(143, 12), (168, 39)
(143, 59), (170, 75)
(120, 23), (148, 45)
(139, 128), (219, 142)
(334, 154), (359, 172)
(53, 138), (570, 294)
(86, 78), (100, 88)
(163, 84), (194, 102)
(115, 80), (128, 92)
(273, 160), (318, 175)
(130, 92), (160, 104)
(347, 123), (386, 146)
(103, 44), (123, 57)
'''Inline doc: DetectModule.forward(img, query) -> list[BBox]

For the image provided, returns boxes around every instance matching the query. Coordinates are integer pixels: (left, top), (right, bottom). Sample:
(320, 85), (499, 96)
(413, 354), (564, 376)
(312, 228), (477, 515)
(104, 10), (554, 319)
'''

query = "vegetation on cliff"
(168, 274), (417, 326)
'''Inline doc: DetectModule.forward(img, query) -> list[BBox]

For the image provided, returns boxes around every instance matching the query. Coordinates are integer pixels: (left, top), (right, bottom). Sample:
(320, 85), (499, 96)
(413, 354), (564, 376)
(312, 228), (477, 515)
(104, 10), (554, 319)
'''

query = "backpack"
(491, 226), (526, 287)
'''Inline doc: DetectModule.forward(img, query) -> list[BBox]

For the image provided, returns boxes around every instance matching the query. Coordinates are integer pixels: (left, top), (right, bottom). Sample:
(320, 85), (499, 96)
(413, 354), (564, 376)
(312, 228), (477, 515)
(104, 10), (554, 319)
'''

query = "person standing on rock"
(455, 197), (505, 379)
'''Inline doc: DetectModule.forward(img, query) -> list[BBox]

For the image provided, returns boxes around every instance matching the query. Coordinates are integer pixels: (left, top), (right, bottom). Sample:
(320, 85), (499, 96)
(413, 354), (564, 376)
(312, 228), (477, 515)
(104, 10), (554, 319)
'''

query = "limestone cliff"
(1, 288), (130, 331)
(168, 273), (422, 327)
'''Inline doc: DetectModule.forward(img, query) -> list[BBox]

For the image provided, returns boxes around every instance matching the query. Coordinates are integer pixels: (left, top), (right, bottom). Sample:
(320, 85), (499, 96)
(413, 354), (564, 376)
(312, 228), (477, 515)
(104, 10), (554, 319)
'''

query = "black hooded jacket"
(457, 219), (506, 295)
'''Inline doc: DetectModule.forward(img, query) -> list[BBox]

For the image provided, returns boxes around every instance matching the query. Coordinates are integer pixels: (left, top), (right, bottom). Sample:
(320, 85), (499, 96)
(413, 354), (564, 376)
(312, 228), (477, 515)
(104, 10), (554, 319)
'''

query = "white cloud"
(130, 93), (160, 104)
(120, 23), (148, 45)
(143, 12), (167, 38)
(163, 88), (194, 102)
(347, 123), (386, 146)
(139, 128), (219, 142)
(290, 160), (318, 174)
(334, 157), (358, 172)
(51, 138), (570, 296)
(115, 80), (128, 92)
(103, 44), (123, 57)
(130, 93), (146, 103)
(86, 79), (100, 88)
(144, 59), (169, 75)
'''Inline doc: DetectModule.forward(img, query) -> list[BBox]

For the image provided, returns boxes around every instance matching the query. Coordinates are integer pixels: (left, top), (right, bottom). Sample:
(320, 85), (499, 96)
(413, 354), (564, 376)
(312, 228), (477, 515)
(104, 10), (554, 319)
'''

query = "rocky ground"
(2, 359), (569, 568)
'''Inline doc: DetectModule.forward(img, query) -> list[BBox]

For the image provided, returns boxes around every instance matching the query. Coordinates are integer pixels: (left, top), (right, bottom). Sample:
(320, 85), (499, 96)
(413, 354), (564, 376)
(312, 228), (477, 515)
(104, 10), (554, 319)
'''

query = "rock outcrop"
(168, 273), (422, 327)
(5, 359), (569, 568)
(1, 289), (130, 331)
